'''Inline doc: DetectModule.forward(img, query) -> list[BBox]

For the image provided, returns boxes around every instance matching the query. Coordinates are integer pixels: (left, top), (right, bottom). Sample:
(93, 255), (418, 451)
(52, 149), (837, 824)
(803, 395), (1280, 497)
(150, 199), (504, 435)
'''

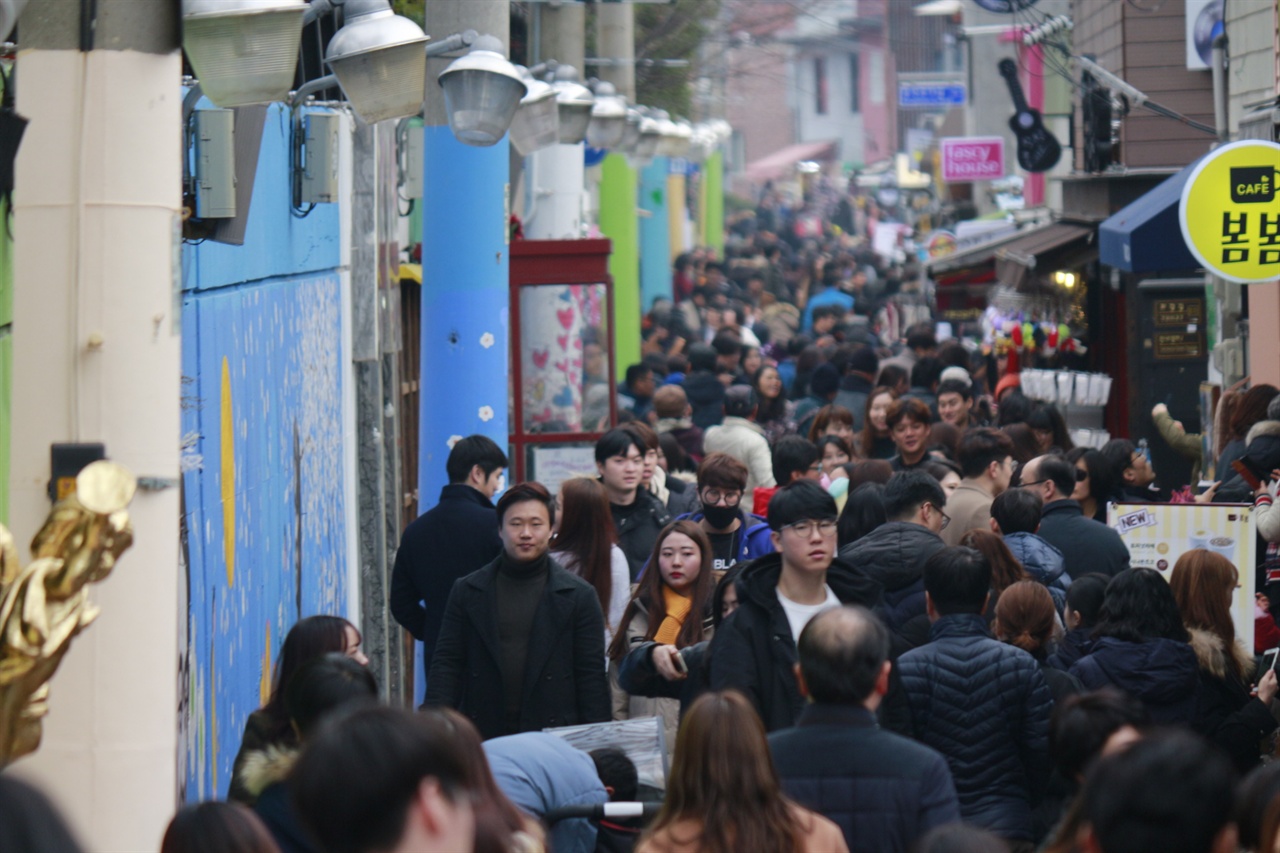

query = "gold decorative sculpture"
(0, 461), (136, 766)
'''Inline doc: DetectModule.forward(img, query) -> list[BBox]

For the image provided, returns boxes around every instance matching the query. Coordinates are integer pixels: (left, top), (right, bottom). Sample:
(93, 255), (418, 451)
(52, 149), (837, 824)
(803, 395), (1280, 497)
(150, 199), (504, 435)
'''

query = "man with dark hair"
(711, 330), (744, 378)
(941, 428), (1015, 547)
(425, 482), (610, 738)
(1079, 731), (1237, 853)
(703, 386), (776, 508)
(898, 546), (1053, 846)
(653, 384), (704, 462)
(709, 480), (883, 731)
(904, 356), (943, 417)
(751, 436), (823, 516)
(590, 747), (643, 853)
(937, 379), (977, 430)
(769, 606), (961, 852)
(881, 321), (937, 376)
(811, 305), (843, 338)
(1050, 688), (1150, 787)
(617, 364), (656, 420)
(1099, 438), (1158, 502)
(802, 267), (855, 332)
(676, 452), (774, 572)
(839, 471), (948, 653)
(886, 397), (934, 471)
(290, 706), (476, 853)
(795, 362), (840, 438)
(1021, 454), (1130, 579)
(834, 346), (880, 431)
(391, 434), (507, 677)
(596, 428), (672, 579)
(990, 488), (1069, 612)
(683, 343), (725, 430)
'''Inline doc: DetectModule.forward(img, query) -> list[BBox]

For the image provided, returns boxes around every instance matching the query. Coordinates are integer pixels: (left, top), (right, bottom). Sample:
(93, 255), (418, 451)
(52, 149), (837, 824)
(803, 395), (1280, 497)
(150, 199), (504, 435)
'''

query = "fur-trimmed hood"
(236, 744), (299, 798)
(1187, 626), (1254, 681)
(1246, 420), (1280, 445)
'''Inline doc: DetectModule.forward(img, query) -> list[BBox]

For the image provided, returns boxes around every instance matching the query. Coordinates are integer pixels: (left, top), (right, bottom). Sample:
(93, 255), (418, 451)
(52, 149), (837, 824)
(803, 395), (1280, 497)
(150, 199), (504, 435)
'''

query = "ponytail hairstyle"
(994, 580), (1057, 661)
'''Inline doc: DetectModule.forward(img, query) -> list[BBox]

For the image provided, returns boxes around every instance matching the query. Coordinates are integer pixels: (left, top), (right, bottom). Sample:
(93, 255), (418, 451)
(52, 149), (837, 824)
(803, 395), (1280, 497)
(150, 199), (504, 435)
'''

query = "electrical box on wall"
(195, 108), (236, 219)
(49, 443), (105, 502)
(300, 112), (340, 205)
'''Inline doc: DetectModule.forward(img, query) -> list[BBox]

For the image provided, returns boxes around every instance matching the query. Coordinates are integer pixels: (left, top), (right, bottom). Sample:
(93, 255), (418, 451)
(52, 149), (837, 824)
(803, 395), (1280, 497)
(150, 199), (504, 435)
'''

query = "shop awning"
(1098, 160), (1203, 273)
(925, 224), (1023, 276)
(744, 140), (838, 182)
(995, 221), (1097, 290)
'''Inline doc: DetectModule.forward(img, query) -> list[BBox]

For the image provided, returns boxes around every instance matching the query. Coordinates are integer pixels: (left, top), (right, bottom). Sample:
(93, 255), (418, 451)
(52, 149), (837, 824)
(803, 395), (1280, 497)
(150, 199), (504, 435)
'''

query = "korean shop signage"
(1179, 140), (1280, 283)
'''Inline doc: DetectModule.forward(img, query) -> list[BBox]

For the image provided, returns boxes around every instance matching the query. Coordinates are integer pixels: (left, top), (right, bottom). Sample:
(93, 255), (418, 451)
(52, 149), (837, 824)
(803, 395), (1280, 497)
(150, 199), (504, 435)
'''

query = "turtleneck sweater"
(496, 550), (550, 732)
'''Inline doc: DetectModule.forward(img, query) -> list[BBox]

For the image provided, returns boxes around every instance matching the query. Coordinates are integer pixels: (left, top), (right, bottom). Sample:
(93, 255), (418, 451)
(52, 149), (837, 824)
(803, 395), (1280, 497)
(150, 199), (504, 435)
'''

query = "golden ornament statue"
(0, 461), (136, 766)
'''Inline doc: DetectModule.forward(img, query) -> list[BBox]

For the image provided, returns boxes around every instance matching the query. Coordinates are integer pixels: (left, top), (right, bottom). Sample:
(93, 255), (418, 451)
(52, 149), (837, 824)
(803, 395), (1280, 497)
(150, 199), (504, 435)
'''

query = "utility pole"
(526, 1), (586, 240)
(416, 0), (511, 670)
(595, 1), (641, 376)
(12, 0), (181, 846)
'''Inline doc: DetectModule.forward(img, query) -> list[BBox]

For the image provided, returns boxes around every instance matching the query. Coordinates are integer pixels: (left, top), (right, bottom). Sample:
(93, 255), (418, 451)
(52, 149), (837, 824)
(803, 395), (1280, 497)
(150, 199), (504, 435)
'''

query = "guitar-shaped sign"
(997, 58), (1062, 173)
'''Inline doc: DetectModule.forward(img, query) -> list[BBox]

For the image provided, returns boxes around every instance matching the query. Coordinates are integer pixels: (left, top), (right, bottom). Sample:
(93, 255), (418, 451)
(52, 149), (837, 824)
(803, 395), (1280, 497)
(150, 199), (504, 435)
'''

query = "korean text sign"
(1179, 140), (1280, 283)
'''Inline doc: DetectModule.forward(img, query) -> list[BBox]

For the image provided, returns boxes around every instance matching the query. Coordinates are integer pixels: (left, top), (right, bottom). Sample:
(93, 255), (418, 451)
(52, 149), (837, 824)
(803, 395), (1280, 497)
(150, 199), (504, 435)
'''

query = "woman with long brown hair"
(551, 476), (631, 645)
(637, 690), (847, 853)
(958, 529), (1030, 610)
(608, 520), (716, 748)
(1169, 549), (1280, 773)
(859, 387), (897, 460)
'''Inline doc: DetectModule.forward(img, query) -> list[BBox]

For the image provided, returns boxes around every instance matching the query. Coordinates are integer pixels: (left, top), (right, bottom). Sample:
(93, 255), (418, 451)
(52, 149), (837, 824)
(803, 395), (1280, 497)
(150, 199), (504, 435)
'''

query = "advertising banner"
(1108, 501), (1256, 644)
(1178, 140), (1280, 283)
(941, 137), (1004, 182)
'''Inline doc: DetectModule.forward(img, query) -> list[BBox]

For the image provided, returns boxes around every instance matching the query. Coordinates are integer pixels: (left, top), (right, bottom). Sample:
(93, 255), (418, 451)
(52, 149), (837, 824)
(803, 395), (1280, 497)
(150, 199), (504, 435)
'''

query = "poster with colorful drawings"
(1108, 502), (1257, 645)
(519, 284), (607, 433)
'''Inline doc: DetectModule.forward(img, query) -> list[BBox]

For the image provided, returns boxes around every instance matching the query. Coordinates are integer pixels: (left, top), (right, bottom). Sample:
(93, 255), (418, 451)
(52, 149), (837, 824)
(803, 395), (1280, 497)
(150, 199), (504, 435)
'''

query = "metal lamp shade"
(326, 10), (428, 123)
(183, 0), (306, 107)
(633, 118), (662, 160)
(509, 84), (559, 156)
(619, 109), (642, 153)
(586, 94), (628, 151)
(439, 71), (526, 147)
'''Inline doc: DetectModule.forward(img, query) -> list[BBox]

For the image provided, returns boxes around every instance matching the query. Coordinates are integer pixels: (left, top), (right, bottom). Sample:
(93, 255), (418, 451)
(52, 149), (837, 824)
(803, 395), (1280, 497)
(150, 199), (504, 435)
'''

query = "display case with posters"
(510, 239), (616, 483)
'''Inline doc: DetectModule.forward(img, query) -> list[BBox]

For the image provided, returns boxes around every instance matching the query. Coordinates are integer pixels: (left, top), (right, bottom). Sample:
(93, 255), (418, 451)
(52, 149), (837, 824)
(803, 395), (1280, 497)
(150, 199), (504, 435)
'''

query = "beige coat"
(703, 416), (776, 506)
(637, 804), (849, 853)
(941, 479), (994, 546)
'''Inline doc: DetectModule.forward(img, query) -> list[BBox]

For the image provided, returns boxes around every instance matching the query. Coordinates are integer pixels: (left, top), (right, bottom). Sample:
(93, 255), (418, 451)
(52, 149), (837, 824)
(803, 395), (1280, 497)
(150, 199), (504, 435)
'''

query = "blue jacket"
(802, 287), (855, 331)
(897, 614), (1053, 841)
(838, 522), (946, 655)
(1069, 636), (1199, 725)
(484, 732), (609, 853)
(676, 510), (774, 563)
(1003, 532), (1070, 612)
(770, 704), (960, 853)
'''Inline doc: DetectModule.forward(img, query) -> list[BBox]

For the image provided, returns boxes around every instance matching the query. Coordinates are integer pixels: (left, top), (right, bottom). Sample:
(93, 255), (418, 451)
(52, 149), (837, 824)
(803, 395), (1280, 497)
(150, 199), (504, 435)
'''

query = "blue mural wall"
(179, 100), (350, 801)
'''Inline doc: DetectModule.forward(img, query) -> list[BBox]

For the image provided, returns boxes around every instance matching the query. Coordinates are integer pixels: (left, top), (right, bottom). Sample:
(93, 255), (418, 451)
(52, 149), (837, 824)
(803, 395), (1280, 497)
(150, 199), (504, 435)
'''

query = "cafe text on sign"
(941, 137), (1005, 182)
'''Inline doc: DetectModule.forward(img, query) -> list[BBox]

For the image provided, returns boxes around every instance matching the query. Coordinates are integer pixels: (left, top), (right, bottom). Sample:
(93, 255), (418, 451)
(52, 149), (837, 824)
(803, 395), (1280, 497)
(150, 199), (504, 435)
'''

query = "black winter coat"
(424, 555), (611, 740)
(611, 489), (673, 580)
(1069, 636), (1199, 724)
(838, 522), (946, 655)
(1035, 500), (1131, 579)
(897, 614), (1053, 841)
(708, 553), (883, 731)
(1188, 627), (1278, 774)
(389, 485), (502, 668)
(1046, 627), (1091, 672)
(684, 371), (726, 430)
(769, 704), (961, 853)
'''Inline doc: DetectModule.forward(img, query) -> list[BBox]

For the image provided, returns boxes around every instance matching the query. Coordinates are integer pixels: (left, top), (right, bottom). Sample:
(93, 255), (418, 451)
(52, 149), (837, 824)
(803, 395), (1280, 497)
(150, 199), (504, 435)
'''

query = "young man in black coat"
(424, 482), (610, 740)
(769, 606), (960, 853)
(389, 435), (507, 678)
(597, 428), (672, 579)
(708, 480), (883, 731)
(897, 546), (1053, 847)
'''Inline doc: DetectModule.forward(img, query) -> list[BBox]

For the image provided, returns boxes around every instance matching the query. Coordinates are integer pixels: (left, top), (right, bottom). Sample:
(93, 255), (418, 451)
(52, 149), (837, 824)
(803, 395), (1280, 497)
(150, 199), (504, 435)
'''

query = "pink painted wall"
(1250, 284), (1280, 387)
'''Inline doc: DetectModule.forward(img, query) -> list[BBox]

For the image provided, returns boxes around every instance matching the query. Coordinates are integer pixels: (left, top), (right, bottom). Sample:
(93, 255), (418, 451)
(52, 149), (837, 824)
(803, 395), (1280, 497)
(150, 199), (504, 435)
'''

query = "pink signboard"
(941, 136), (1005, 182)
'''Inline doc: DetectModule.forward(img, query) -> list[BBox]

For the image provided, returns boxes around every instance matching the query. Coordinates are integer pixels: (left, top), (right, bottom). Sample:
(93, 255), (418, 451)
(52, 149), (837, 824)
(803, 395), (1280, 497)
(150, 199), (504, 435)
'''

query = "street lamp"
(437, 34), (527, 146)
(619, 107), (643, 154)
(508, 67), (560, 156)
(182, 0), (307, 107)
(324, 0), (429, 124)
(550, 67), (595, 145)
(586, 81), (628, 151)
(632, 113), (663, 162)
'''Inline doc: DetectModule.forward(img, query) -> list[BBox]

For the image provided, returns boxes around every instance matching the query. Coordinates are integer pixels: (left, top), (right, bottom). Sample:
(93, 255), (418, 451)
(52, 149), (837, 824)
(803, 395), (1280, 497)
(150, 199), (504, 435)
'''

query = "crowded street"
(5, 1), (1280, 852)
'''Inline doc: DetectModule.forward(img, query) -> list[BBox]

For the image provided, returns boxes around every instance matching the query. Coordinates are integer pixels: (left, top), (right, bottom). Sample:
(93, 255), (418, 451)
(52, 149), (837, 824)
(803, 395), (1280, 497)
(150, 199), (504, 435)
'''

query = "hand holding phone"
(653, 645), (688, 682)
(1263, 647), (1279, 675)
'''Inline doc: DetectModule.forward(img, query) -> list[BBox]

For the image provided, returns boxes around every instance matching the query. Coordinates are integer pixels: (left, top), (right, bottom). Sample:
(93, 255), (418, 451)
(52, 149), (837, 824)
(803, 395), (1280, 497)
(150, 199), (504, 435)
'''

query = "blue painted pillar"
(418, 127), (510, 509)
(638, 156), (671, 312)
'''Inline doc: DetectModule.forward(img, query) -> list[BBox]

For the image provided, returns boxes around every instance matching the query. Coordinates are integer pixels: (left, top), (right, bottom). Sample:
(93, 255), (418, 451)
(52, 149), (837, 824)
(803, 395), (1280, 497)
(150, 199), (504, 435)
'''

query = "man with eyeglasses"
(675, 452), (775, 573)
(709, 480), (884, 731)
(1020, 454), (1131, 579)
(838, 471), (949, 654)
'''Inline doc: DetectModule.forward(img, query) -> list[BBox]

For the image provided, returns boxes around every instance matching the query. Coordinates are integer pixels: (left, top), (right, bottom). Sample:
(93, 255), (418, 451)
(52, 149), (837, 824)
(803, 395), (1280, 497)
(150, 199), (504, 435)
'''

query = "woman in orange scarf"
(608, 520), (716, 751)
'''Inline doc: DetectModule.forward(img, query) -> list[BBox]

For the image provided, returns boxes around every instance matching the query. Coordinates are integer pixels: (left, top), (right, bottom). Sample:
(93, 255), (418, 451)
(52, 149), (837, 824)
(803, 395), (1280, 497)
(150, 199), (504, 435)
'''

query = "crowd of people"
(11, 217), (1280, 852)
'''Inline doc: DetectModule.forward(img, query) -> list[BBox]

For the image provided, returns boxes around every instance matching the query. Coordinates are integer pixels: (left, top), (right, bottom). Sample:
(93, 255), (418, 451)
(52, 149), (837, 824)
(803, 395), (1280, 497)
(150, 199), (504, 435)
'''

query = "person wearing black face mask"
(675, 452), (777, 573)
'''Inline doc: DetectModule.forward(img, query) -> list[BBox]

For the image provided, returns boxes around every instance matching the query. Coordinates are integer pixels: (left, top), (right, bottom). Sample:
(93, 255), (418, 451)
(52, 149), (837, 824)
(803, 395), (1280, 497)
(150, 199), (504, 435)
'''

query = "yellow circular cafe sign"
(1180, 140), (1280, 283)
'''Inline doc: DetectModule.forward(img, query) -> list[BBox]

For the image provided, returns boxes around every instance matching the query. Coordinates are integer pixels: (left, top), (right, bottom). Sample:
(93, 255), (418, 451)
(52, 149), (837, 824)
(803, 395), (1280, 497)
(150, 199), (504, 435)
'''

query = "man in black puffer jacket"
(838, 471), (947, 655)
(898, 546), (1053, 847)
(709, 481), (884, 732)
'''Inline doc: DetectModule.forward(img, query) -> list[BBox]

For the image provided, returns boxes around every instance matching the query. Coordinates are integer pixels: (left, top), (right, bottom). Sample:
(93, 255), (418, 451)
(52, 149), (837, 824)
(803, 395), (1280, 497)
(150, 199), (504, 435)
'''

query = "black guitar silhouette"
(998, 58), (1061, 173)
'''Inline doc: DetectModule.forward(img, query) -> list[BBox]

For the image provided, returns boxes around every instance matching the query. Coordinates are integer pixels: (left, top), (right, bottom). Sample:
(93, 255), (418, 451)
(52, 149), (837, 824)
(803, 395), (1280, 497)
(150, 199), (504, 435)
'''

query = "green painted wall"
(599, 153), (640, 379)
(704, 150), (724, 258)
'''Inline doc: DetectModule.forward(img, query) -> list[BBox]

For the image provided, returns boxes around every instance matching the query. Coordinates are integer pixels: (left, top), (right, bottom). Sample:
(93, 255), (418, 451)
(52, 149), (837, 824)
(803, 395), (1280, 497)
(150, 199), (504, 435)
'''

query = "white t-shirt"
(776, 584), (841, 644)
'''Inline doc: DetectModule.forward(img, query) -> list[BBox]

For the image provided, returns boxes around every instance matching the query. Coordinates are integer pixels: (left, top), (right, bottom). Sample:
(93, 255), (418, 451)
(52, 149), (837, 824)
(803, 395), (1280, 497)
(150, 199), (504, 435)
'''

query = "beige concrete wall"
(1250, 284), (1280, 387)
(1226, 0), (1277, 131)
(9, 47), (181, 849)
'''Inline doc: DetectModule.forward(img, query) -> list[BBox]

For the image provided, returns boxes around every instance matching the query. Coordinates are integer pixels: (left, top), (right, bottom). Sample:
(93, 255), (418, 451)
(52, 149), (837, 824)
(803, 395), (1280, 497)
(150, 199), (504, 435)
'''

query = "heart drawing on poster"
(557, 308), (574, 330)
(557, 335), (569, 351)
(553, 385), (574, 407)
(532, 349), (549, 369)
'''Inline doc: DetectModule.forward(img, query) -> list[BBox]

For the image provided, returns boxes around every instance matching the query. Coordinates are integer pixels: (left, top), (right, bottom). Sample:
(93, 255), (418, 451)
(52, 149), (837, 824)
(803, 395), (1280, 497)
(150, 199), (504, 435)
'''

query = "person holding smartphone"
(607, 521), (717, 752)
